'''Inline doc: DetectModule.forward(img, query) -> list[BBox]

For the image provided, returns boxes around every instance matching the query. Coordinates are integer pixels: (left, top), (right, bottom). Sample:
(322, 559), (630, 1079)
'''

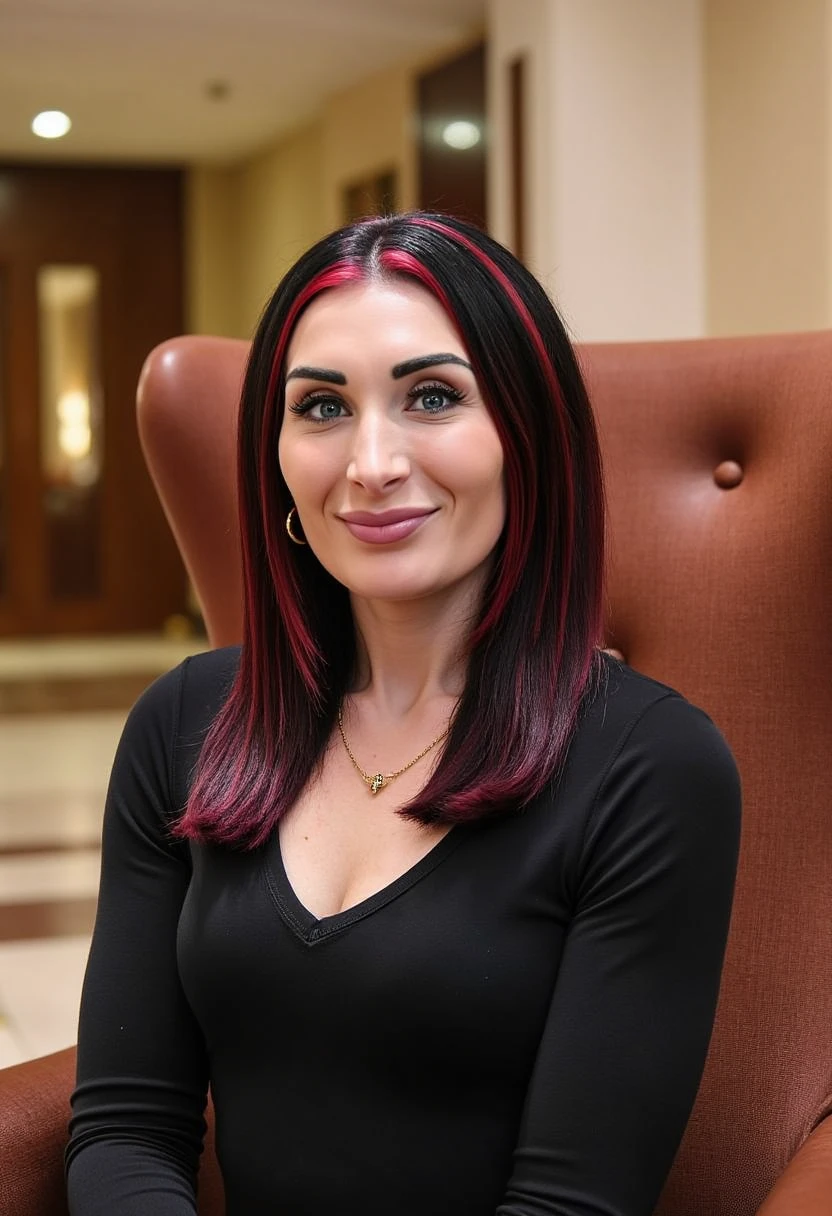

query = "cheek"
(278, 437), (331, 507)
(445, 435), (505, 511)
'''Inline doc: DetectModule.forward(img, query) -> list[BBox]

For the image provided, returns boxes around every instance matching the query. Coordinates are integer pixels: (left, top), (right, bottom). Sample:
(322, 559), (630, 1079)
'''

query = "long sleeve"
(497, 695), (742, 1216)
(66, 661), (209, 1214)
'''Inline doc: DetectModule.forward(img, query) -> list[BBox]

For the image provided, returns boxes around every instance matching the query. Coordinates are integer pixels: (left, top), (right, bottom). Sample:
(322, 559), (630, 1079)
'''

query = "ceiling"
(0, 0), (485, 165)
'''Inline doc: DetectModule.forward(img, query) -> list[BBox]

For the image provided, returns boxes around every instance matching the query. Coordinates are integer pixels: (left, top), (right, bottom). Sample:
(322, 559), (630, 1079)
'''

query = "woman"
(67, 213), (741, 1215)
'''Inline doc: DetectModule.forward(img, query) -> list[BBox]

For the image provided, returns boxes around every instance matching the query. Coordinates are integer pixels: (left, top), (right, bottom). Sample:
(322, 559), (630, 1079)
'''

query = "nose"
(346, 409), (410, 495)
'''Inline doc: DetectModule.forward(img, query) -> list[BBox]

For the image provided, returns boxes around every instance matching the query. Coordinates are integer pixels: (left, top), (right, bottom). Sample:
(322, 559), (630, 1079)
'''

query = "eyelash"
(287, 381), (465, 423)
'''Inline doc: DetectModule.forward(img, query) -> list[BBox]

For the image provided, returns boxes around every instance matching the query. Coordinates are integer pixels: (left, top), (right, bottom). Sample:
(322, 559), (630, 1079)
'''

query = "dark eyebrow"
(285, 366), (347, 385)
(391, 353), (472, 379)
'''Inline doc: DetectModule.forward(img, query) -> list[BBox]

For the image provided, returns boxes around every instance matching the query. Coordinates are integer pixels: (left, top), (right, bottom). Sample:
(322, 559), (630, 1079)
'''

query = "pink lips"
(339, 507), (437, 545)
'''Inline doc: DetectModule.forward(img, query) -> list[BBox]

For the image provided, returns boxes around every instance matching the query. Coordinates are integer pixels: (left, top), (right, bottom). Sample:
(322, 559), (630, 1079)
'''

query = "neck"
(348, 574), (484, 719)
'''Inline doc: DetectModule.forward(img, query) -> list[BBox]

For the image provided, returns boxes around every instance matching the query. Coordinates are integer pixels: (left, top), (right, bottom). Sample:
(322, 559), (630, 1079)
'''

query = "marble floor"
(0, 635), (200, 1067)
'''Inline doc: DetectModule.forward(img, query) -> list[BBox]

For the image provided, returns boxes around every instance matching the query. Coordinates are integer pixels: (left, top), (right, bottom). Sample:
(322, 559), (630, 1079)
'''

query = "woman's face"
(278, 279), (505, 608)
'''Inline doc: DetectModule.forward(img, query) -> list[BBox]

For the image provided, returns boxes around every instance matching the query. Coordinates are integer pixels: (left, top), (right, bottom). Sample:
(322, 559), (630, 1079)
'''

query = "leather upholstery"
(0, 1046), (224, 1215)
(580, 335), (832, 1215)
(1, 330), (829, 1214)
(0, 1047), (76, 1215)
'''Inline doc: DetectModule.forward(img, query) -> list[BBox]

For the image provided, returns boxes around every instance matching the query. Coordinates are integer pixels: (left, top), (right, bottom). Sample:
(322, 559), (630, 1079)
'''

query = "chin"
(344, 565), (490, 610)
(318, 551), (495, 607)
(346, 578), (442, 604)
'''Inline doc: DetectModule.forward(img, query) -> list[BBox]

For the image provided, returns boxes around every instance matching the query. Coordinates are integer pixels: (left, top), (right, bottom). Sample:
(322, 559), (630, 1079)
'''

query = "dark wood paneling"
(417, 43), (487, 228)
(0, 897), (97, 941)
(509, 56), (527, 262)
(344, 170), (398, 223)
(0, 163), (187, 635)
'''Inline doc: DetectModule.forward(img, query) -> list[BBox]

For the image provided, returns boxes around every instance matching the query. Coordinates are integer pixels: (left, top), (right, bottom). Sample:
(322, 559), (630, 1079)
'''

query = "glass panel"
(37, 265), (103, 599)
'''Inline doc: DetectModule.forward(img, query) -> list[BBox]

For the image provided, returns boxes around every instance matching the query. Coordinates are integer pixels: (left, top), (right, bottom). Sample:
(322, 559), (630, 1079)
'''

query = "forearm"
(66, 665), (209, 1215)
(67, 1140), (199, 1215)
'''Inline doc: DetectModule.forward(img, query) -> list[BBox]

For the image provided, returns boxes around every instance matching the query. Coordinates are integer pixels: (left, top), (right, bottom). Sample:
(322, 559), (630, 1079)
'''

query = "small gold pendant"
(369, 773), (386, 795)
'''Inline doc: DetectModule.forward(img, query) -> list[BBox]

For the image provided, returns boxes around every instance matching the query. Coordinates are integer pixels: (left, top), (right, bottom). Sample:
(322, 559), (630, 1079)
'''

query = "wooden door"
(0, 164), (187, 635)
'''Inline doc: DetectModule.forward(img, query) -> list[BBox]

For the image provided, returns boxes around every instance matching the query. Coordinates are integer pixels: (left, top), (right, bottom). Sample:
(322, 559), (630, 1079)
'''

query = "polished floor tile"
(0, 711), (126, 801)
(0, 634), (199, 680)
(0, 635), (202, 1066)
(0, 849), (101, 903)
(0, 936), (91, 1060)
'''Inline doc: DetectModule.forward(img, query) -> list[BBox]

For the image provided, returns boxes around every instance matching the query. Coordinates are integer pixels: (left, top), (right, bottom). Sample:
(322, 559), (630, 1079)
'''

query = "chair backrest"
(580, 334), (832, 1214)
(137, 336), (248, 647)
(137, 330), (832, 1216)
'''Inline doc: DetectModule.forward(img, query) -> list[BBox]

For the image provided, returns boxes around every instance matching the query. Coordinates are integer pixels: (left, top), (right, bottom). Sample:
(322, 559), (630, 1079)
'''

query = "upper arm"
(497, 695), (742, 1216)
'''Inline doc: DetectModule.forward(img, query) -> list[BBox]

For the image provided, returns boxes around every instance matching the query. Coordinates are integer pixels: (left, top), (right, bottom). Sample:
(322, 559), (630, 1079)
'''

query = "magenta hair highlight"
(409, 218), (577, 649)
(255, 262), (364, 694)
(378, 247), (533, 645)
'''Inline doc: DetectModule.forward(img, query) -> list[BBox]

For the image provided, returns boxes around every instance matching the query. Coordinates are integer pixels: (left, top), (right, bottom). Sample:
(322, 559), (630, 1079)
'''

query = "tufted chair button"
(714, 460), (744, 489)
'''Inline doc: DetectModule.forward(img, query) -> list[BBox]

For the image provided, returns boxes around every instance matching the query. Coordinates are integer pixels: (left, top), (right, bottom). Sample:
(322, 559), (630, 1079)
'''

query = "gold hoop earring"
(286, 506), (307, 546)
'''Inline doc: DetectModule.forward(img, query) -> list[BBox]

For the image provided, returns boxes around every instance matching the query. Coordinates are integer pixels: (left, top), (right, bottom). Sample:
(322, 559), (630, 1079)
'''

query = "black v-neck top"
(66, 647), (741, 1216)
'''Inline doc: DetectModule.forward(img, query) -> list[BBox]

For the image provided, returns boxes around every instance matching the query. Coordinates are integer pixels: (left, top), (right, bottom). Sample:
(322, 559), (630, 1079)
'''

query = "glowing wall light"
(441, 120), (481, 150)
(57, 389), (92, 460)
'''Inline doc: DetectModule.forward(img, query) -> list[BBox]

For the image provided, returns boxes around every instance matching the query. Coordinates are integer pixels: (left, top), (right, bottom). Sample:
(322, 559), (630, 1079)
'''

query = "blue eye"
(408, 382), (464, 414)
(312, 399), (344, 420)
(288, 395), (346, 422)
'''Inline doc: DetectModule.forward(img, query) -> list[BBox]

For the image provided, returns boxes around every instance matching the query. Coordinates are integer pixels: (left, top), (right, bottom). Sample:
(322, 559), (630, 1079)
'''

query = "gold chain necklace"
(337, 705), (449, 795)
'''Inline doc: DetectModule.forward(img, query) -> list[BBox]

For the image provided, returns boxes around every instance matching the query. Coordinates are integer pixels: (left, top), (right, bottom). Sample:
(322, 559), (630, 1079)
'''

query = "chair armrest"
(0, 1046), (75, 1216)
(0, 1045), (224, 1215)
(757, 1114), (832, 1215)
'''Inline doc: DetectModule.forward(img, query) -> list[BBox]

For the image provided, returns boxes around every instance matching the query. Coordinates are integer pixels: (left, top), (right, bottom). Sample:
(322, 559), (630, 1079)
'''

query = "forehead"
(286, 280), (467, 363)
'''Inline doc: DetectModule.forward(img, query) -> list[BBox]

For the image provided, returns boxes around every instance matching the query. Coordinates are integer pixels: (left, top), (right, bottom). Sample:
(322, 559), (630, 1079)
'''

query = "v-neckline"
(264, 825), (467, 946)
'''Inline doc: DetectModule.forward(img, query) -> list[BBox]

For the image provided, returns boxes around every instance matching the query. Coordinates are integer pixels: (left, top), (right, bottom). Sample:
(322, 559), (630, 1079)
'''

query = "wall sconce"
(441, 120), (481, 150)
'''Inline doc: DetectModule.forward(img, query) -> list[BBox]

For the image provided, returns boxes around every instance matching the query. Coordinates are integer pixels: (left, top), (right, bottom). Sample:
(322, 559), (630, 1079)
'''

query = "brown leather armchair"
(2, 331), (829, 1215)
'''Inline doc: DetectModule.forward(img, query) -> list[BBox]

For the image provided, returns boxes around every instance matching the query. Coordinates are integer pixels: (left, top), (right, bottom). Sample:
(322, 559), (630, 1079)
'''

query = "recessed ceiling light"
(441, 120), (481, 150)
(32, 111), (72, 139)
(205, 80), (231, 102)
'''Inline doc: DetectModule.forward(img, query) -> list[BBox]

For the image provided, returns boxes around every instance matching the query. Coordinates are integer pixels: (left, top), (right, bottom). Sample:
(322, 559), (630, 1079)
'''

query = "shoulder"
(102, 647), (242, 826)
(569, 652), (741, 840)
(121, 645), (241, 738)
(579, 652), (735, 770)
(584, 655), (741, 861)
(113, 646), (242, 804)
(177, 645), (242, 731)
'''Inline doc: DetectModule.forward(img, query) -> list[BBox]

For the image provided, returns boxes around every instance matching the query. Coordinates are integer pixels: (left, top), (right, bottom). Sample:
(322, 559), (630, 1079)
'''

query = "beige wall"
(549, 0), (705, 341)
(189, 5), (832, 343)
(236, 123), (326, 335)
(185, 165), (241, 338)
(705, 0), (831, 335)
(320, 65), (419, 233)
(488, 0), (551, 276)
(186, 39), (478, 339)
(489, 0), (706, 342)
(185, 125), (327, 340)
(489, 0), (832, 341)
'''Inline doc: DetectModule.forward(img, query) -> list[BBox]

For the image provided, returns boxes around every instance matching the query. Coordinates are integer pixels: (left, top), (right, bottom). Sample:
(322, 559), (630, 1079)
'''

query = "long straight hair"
(178, 213), (606, 848)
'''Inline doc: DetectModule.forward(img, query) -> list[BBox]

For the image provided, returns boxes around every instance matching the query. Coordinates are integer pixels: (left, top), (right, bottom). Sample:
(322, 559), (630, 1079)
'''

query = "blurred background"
(0, 0), (826, 1061)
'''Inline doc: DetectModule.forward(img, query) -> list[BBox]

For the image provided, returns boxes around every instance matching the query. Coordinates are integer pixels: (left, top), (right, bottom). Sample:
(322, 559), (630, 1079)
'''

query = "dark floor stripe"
(0, 840), (100, 859)
(0, 898), (97, 942)
(0, 673), (155, 714)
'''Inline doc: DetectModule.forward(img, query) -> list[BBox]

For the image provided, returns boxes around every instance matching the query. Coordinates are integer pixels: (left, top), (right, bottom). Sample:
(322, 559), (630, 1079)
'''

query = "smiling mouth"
(338, 508), (438, 545)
